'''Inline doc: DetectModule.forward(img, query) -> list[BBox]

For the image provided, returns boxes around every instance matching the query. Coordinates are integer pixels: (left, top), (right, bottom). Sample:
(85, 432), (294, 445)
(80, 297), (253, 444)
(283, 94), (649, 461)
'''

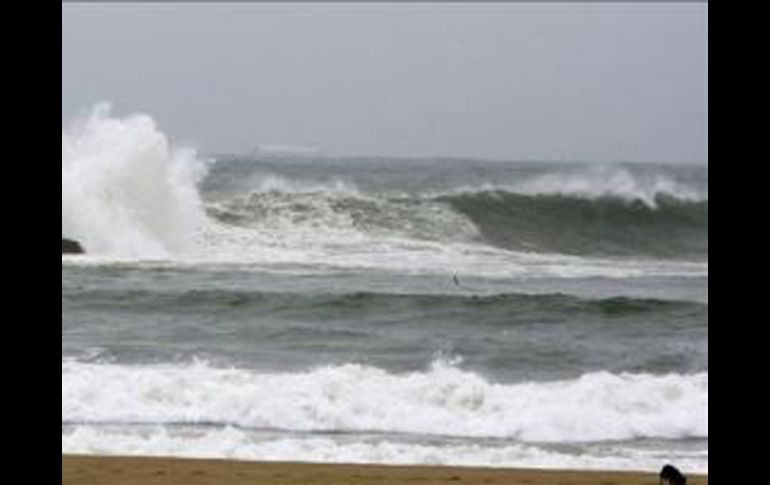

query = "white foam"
(61, 426), (708, 473)
(62, 237), (708, 282)
(62, 105), (209, 258)
(249, 173), (360, 195)
(62, 359), (708, 443)
(512, 165), (707, 207)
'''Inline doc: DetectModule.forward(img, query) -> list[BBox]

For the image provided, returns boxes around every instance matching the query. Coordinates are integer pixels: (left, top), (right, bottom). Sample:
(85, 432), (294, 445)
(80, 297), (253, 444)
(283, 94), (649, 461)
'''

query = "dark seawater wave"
(63, 286), (708, 392)
(205, 188), (708, 259)
(438, 191), (708, 258)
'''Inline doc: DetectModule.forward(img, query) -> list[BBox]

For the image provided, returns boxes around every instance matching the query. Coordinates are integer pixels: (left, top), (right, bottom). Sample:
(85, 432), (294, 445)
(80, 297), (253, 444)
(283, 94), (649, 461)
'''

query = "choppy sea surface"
(62, 109), (707, 472)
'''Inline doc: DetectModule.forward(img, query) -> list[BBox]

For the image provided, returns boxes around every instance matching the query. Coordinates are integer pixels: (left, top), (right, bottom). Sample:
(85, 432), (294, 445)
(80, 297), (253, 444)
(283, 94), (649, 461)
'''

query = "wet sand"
(62, 455), (708, 484)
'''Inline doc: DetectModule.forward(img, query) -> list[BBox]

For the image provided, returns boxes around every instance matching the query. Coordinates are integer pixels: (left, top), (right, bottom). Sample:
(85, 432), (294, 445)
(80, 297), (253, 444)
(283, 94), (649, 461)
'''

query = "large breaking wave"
(62, 108), (707, 267)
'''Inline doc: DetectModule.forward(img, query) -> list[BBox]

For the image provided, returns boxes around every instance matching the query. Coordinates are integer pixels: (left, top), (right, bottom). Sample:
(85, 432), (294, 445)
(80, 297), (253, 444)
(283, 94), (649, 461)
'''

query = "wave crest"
(62, 359), (707, 443)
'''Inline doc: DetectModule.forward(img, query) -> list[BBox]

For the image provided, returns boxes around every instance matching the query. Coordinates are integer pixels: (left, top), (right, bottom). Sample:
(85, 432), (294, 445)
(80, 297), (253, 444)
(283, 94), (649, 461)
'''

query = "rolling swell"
(63, 286), (707, 380)
(64, 287), (707, 325)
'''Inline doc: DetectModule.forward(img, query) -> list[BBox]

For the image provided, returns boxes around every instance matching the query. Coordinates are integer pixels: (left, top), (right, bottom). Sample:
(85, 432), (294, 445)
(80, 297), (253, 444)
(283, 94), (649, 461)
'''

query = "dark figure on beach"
(62, 238), (84, 255)
(660, 464), (687, 485)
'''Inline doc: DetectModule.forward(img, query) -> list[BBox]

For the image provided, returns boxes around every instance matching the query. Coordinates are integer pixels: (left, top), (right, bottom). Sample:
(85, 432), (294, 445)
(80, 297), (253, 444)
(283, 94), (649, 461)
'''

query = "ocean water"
(62, 109), (708, 473)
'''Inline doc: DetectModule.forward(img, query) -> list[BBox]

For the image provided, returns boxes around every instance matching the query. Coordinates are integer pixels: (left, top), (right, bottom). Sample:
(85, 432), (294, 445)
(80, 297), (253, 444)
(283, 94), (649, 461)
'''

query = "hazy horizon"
(62, 3), (708, 164)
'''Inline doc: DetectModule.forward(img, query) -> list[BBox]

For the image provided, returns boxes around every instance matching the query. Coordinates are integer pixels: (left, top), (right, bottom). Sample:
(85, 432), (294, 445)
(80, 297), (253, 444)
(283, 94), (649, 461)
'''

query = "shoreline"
(62, 455), (708, 485)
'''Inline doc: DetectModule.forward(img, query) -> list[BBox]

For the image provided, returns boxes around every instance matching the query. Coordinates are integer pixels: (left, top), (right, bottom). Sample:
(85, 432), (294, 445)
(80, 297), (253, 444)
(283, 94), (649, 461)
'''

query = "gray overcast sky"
(62, 3), (708, 163)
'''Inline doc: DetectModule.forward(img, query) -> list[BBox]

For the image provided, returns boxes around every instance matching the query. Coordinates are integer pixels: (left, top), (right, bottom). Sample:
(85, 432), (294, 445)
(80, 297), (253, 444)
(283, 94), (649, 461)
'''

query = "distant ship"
(252, 143), (326, 159)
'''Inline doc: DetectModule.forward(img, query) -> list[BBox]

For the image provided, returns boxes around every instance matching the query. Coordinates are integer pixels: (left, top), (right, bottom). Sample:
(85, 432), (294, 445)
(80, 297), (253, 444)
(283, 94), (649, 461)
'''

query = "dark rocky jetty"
(62, 238), (85, 254)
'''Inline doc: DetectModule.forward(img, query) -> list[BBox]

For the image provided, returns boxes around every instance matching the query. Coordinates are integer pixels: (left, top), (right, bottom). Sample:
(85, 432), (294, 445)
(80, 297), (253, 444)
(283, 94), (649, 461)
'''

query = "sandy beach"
(62, 455), (707, 485)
